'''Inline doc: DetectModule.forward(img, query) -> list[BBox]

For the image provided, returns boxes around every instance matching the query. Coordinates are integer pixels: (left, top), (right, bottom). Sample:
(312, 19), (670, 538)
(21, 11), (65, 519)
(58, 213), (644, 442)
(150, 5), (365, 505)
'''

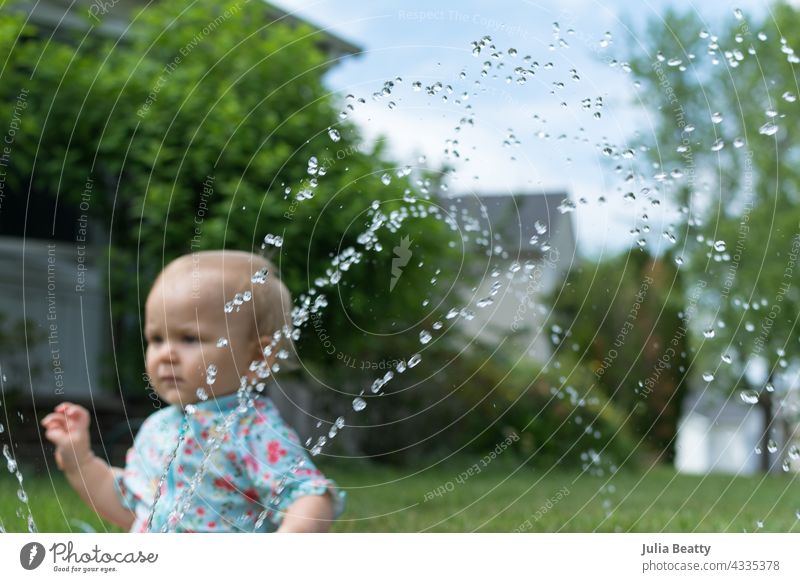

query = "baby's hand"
(40, 402), (94, 472)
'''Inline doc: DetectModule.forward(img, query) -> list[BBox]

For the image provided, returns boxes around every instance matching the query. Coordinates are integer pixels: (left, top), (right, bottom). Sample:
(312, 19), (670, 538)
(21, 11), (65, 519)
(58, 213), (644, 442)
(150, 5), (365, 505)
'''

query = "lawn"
(2, 460), (798, 533)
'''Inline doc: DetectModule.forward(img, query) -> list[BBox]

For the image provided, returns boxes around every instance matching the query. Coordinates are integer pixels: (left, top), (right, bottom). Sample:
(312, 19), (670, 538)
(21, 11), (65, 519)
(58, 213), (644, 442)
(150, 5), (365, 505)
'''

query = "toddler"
(41, 250), (344, 532)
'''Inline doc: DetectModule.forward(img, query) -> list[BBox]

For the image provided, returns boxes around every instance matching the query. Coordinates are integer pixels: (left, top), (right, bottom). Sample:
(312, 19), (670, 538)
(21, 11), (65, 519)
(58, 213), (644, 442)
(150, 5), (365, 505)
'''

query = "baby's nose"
(155, 340), (179, 361)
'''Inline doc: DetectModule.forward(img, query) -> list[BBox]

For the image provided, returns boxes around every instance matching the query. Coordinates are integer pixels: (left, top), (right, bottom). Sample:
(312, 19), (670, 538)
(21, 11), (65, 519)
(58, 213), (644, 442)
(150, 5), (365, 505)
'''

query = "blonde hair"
(157, 250), (295, 359)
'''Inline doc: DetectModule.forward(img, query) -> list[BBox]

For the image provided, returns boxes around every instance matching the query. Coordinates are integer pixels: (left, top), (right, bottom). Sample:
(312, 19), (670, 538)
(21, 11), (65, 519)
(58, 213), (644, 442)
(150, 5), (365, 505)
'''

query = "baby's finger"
(42, 410), (66, 422)
(40, 416), (64, 430)
(64, 405), (88, 421)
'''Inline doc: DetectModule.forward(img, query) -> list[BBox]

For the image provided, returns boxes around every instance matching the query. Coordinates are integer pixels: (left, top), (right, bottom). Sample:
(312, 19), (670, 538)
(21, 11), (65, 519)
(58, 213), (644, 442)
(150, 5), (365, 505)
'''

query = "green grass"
(3, 460), (798, 532)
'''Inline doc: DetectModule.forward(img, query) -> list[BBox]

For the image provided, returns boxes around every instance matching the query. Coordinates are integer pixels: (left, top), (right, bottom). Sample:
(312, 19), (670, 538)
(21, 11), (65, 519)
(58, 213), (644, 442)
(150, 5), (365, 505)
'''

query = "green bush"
(352, 339), (640, 468)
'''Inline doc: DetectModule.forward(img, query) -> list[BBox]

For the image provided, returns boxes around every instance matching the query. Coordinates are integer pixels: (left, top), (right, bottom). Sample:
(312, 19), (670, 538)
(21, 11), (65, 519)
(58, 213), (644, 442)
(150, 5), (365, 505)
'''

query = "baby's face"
(144, 271), (259, 406)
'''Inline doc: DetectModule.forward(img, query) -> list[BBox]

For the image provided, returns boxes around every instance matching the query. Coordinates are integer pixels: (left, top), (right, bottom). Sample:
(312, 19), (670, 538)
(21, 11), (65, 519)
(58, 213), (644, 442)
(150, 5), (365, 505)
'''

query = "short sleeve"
(244, 406), (345, 528)
(113, 462), (139, 512)
(267, 457), (346, 526)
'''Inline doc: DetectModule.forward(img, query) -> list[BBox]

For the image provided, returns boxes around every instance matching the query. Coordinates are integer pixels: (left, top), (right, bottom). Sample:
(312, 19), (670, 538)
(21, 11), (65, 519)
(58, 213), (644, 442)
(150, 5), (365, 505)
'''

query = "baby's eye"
(182, 335), (199, 344)
(148, 334), (163, 344)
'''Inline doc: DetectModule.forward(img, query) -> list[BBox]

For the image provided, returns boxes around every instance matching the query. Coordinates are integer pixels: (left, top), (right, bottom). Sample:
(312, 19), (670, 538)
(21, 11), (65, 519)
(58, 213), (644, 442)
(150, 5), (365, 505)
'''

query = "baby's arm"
(277, 492), (335, 533)
(41, 402), (136, 530)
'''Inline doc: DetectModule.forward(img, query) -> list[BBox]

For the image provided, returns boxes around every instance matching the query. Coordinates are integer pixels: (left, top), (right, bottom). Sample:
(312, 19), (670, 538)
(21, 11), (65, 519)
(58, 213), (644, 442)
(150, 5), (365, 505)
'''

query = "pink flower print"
(213, 476), (236, 492)
(242, 488), (260, 504)
(242, 453), (259, 474)
(267, 440), (287, 464)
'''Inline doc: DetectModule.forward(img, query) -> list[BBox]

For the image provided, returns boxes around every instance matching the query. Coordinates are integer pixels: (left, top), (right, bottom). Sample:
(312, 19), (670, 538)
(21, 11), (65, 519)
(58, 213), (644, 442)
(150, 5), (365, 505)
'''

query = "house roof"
(11, 0), (362, 58)
(440, 192), (575, 256)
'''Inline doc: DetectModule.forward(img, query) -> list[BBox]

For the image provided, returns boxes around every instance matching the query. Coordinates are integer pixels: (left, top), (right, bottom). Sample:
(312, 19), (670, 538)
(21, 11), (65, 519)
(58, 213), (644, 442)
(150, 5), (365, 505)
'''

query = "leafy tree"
(626, 2), (800, 470)
(550, 251), (689, 462)
(0, 2), (466, 405)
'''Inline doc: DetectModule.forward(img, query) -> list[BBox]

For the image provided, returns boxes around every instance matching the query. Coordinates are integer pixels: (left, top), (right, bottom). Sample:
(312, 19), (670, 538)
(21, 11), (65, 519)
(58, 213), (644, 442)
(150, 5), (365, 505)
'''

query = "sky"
(267, 0), (775, 259)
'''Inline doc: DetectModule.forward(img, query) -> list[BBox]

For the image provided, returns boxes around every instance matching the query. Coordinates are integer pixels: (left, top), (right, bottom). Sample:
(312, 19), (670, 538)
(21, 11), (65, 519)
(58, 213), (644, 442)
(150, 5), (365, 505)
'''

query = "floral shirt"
(114, 392), (344, 532)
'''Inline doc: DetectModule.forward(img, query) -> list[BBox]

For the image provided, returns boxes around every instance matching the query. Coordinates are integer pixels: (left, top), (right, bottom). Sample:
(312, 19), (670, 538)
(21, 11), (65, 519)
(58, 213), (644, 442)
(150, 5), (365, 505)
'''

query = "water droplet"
(352, 397), (367, 412)
(381, 173), (391, 186)
(702, 372), (715, 382)
(714, 240), (727, 252)
(196, 387), (208, 401)
(733, 8), (744, 20)
(711, 138), (725, 152)
(711, 112), (723, 124)
(419, 330), (432, 344)
(703, 328), (715, 339)
(767, 439), (778, 453)
(740, 390), (759, 404)
(721, 353), (732, 364)
(216, 337), (228, 348)
(765, 382), (774, 392)
(263, 234), (284, 248)
(733, 137), (746, 148)
(206, 364), (217, 385)
(328, 127), (341, 142)
(408, 353), (422, 368)
(755, 519), (764, 529)
(781, 91), (796, 102)
(476, 296), (494, 308)
(251, 268), (269, 284)
(17, 489), (28, 503)
(4, 445), (17, 473)
(759, 122), (778, 136)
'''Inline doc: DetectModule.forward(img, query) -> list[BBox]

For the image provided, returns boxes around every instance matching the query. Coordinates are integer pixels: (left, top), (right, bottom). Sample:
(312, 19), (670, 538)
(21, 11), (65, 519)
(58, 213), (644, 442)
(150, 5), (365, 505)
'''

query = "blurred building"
(442, 192), (576, 362)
